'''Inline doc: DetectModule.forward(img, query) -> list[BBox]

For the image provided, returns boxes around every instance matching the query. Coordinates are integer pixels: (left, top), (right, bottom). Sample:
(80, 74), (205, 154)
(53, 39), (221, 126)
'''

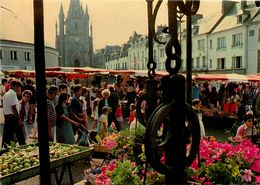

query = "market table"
(0, 143), (93, 185)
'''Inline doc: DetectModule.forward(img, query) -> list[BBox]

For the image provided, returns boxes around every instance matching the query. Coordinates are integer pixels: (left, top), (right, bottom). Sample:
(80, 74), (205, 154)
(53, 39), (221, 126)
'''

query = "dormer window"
(237, 15), (243, 23)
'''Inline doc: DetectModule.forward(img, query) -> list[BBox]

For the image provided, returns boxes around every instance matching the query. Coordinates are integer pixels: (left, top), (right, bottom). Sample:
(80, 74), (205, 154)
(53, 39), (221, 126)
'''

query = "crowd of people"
(0, 75), (259, 148)
(0, 75), (143, 147)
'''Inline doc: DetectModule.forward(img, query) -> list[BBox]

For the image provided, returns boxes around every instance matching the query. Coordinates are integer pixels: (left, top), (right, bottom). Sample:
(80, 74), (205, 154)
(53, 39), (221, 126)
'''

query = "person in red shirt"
(128, 103), (136, 124)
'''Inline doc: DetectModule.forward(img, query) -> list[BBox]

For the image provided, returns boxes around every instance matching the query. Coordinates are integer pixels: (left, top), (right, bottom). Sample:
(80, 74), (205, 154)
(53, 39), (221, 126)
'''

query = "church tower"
(56, 0), (93, 67)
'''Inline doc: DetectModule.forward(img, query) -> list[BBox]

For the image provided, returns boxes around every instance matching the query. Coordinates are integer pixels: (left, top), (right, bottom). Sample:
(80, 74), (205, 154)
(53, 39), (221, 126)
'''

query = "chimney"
(222, 0), (237, 15)
(192, 14), (203, 24)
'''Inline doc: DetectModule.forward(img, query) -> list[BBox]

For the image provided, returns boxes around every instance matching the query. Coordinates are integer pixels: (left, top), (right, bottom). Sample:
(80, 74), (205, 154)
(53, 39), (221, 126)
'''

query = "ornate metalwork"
(142, 0), (201, 183)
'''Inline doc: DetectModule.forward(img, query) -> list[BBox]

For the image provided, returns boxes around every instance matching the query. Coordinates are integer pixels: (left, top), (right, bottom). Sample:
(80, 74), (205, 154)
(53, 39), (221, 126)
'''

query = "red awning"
(194, 73), (260, 82)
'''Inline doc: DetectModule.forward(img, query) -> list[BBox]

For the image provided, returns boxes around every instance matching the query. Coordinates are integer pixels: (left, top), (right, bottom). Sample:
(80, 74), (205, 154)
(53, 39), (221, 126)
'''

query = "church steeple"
(59, 3), (64, 18)
(90, 23), (93, 37)
(55, 20), (58, 36)
(67, 0), (82, 18)
(59, 3), (64, 37)
(85, 4), (89, 16)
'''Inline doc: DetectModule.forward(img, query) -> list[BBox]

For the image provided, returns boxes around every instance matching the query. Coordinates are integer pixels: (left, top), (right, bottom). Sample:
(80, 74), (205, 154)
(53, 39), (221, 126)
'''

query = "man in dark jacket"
(107, 85), (121, 132)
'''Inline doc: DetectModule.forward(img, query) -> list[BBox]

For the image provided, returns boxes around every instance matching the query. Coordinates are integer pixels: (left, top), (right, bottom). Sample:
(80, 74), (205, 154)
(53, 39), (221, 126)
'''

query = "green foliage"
(112, 129), (134, 158)
(109, 161), (142, 185)
(130, 123), (146, 143)
(95, 134), (102, 145)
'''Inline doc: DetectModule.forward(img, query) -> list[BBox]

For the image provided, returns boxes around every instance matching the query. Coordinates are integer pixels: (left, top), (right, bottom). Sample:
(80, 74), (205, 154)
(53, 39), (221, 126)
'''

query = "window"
(133, 54), (136, 69)
(217, 37), (226, 49)
(217, 58), (225, 69)
(196, 57), (200, 68)
(209, 59), (212, 68)
(0, 50), (2, 60)
(258, 29), (260, 41)
(237, 15), (243, 23)
(160, 49), (164, 57)
(249, 30), (255, 37)
(233, 56), (242, 69)
(202, 56), (206, 68)
(142, 51), (144, 58)
(210, 40), (212, 49)
(153, 50), (156, 61)
(10, 50), (17, 60)
(191, 58), (194, 69)
(24, 52), (30, 62)
(197, 39), (205, 50)
(232, 33), (242, 47)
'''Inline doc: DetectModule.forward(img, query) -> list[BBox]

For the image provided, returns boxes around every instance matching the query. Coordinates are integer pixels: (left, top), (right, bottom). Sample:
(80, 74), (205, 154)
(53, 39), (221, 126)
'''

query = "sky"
(0, 0), (222, 50)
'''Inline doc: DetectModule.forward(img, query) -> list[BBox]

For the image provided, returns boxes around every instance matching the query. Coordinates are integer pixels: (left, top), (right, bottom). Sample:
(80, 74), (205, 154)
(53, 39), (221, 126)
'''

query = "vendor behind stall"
(236, 111), (257, 139)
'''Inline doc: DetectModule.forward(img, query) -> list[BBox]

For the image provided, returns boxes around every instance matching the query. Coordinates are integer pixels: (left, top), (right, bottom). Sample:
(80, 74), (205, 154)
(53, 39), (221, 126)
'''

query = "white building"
(0, 39), (59, 70)
(105, 0), (260, 75)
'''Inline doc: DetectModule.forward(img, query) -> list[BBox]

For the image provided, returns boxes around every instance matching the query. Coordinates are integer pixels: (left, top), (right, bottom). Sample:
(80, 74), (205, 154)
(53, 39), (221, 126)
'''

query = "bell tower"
(56, 0), (93, 67)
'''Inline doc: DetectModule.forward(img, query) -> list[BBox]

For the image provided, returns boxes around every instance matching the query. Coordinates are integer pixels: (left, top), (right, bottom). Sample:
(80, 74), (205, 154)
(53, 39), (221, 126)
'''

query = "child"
(97, 106), (111, 139)
(128, 103), (136, 124)
(91, 98), (99, 129)
(19, 90), (32, 142)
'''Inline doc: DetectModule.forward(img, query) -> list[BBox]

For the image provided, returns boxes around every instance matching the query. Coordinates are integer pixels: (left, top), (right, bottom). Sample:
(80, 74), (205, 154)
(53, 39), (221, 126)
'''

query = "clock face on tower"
(74, 37), (79, 42)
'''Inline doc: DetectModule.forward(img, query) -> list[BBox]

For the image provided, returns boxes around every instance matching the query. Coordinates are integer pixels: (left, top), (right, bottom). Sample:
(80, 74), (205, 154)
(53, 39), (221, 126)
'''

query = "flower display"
(101, 138), (118, 150)
(187, 138), (260, 184)
(90, 129), (260, 185)
(94, 160), (164, 185)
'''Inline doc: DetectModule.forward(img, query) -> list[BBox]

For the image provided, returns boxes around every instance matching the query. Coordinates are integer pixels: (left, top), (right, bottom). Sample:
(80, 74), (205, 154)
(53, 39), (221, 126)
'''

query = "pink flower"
(160, 152), (165, 164)
(254, 176), (260, 183)
(108, 162), (116, 171)
(204, 181), (212, 185)
(251, 154), (260, 173)
(242, 169), (252, 182)
(200, 177), (206, 182)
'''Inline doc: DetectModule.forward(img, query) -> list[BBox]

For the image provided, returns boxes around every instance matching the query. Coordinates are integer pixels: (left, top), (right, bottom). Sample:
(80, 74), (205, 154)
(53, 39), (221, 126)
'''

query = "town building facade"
(105, 0), (260, 75)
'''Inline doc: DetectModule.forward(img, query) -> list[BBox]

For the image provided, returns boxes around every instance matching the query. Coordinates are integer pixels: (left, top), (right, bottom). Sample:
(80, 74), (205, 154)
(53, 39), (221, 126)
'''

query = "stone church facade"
(56, 0), (93, 67)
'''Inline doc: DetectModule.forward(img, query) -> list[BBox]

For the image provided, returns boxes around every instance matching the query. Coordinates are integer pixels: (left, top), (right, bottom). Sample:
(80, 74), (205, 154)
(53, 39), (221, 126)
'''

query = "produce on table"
(0, 143), (81, 177)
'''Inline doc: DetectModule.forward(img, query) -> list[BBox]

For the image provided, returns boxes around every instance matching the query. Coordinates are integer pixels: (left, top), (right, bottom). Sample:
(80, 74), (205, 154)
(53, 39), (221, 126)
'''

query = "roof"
(196, 11), (223, 35)
(213, 3), (242, 33)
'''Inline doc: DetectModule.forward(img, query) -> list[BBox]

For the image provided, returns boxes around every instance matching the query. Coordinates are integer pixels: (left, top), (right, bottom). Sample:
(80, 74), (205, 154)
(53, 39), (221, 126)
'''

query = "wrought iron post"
(186, 14), (192, 105)
(147, 0), (154, 78)
(33, 0), (51, 184)
(143, 0), (200, 184)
